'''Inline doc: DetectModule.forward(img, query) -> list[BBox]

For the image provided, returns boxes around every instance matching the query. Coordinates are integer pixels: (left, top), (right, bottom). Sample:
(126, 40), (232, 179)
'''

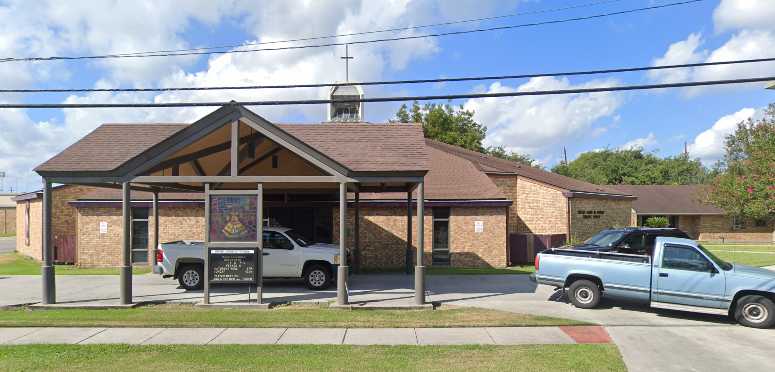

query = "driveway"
(0, 273), (772, 371)
(0, 237), (14, 255)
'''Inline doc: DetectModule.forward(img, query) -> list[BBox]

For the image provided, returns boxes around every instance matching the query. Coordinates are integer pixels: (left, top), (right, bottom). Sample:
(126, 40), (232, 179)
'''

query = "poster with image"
(209, 195), (258, 242)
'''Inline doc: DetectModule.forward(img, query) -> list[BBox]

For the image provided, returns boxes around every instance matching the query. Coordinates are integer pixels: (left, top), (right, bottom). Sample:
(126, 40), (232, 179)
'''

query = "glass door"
(432, 208), (450, 266)
(131, 208), (150, 264)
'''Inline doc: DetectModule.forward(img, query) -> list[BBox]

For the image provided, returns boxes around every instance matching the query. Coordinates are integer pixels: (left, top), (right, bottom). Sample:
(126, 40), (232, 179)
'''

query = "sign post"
(203, 185), (263, 305)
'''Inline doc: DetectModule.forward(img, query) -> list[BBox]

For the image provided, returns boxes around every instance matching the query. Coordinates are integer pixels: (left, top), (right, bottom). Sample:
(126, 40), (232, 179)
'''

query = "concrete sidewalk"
(0, 325), (611, 346)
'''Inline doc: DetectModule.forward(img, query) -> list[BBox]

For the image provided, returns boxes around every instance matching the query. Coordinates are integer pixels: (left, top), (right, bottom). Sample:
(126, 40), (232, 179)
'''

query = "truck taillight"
(534, 254), (540, 271)
(156, 247), (163, 264)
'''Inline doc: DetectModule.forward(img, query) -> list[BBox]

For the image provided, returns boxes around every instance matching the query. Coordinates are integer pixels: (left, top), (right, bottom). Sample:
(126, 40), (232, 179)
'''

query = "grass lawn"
(0, 304), (586, 328)
(0, 233), (14, 238)
(702, 243), (775, 267)
(0, 344), (626, 372)
(0, 253), (151, 275)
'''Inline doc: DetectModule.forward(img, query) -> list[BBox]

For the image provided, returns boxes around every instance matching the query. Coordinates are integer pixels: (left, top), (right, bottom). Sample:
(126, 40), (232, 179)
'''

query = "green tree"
(485, 146), (539, 167)
(394, 102), (537, 166)
(707, 103), (775, 222)
(551, 148), (708, 185)
(395, 102), (486, 152)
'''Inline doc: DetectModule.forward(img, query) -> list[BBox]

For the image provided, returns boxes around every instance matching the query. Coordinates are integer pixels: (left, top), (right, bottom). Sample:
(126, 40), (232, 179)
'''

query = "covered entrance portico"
(34, 104), (430, 307)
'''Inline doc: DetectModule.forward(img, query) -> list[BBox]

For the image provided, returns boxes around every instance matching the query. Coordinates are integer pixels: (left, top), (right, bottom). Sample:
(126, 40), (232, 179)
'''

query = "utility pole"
(562, 147), (568, 164)
(340, 44), (354, 82)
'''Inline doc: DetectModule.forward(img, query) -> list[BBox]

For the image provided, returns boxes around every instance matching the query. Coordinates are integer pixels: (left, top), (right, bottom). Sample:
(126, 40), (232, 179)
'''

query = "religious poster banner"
(209, 194), (258, 242)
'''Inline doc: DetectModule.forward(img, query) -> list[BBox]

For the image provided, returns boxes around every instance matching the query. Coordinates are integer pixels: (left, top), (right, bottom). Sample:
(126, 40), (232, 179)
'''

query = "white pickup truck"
(155, 227), (341, 290)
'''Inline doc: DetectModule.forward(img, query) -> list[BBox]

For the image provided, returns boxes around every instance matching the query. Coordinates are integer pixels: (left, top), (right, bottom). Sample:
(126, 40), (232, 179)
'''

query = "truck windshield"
(584, 231), (627, 247)
(284, 230), (311, 247)
(697, 244), (733, 271)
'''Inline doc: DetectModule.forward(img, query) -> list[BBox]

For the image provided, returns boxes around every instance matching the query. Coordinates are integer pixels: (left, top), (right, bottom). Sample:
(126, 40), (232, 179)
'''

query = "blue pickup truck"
(534, 237), (775, 328)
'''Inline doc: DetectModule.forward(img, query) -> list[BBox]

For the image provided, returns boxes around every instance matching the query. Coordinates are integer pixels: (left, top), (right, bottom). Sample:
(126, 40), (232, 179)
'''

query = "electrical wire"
(1, 75), (770, 109)
(90, 0), (632, 58)
(1, 56), (770, 93)
(0, 0), (703, 63)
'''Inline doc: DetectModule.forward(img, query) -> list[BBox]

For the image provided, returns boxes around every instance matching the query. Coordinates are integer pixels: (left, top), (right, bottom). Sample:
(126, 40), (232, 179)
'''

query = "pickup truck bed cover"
(542, 248), (650, 264)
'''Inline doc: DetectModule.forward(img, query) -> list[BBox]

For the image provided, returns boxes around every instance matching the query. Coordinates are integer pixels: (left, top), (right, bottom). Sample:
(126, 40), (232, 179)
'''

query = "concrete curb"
(196, 302), (271, 309)
(30, 302), (142, 310)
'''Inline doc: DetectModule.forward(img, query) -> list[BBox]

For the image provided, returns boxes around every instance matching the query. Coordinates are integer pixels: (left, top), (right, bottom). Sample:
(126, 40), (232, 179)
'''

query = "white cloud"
(0, 0), (523, 190)
(649, 0), (775, 94)
(687, 107), (757, 164)
(648, 33), (706, 83)
(620, 133), (657, 150)
(465, 76), (623, 157)
(713, 0), (775, 32)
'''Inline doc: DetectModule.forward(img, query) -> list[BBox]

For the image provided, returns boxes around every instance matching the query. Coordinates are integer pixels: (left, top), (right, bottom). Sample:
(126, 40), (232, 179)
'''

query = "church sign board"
(208, 249), (257, 284)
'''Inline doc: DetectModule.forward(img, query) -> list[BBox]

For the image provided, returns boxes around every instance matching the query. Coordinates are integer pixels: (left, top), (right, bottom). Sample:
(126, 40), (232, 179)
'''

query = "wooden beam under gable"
(146, 132), (263, 175)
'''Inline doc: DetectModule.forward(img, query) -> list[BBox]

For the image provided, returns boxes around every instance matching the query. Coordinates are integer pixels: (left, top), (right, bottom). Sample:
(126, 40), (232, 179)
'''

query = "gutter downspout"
(566, 196), (572, 244)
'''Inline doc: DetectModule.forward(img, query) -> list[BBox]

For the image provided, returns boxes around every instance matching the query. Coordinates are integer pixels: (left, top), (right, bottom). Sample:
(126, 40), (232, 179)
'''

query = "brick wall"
(76, 205), (205, 267)
(677, 215), (700, 239)
(569, 198), (632, 242)
(15, 200), (41, 260)
(14, 185), (107, 262)
(696, 215), (774, 242)
(448, 207), (507, 267)
(334, 205), (508, 268)
(488, 175), (568, 235)
(76, 207), (123, 266)
(1, 207), (15, 235)
(489, 175), (520, 233)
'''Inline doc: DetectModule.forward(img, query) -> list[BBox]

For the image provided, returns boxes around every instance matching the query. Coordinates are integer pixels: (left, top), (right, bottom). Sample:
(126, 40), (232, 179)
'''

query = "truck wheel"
(734, 295), (775, 329)
(178, 264), (203, 290)
(304, 264), (332, 290)
(568, 279), (601, 309)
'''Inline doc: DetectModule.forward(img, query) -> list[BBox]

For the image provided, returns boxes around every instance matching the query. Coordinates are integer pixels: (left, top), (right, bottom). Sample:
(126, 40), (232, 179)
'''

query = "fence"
(508, 233), (567, 265)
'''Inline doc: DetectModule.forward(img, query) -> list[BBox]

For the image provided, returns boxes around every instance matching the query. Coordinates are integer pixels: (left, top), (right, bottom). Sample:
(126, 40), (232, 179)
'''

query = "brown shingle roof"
(360, 140), (507, 201)
(279, 123), (427, 172)
(606, 185), (724, 215)
(35, 122), (428, 174)
(425, 139), (629, 196)
(36, 124), (185, 173)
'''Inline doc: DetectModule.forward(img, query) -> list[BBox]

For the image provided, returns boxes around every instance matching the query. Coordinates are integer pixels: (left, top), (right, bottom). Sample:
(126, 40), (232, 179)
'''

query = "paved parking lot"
(1, 272), (773, 371)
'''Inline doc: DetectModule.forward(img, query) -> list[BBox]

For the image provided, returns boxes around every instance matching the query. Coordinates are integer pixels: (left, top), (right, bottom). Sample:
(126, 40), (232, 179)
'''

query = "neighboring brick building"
(426, 141), (636, 262)
(14, 104), (636, 269)
(15, 140), (635, 268)
(609, 185), (775, 243)
(0, 193), (17, 236)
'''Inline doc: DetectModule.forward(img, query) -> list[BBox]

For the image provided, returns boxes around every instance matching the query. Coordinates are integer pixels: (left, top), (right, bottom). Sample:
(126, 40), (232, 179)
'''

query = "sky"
(0, 0), (773, 192)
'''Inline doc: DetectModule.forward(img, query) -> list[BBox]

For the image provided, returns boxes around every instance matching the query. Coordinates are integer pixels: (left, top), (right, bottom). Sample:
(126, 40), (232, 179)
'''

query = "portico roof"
(34, 104), (429, 190)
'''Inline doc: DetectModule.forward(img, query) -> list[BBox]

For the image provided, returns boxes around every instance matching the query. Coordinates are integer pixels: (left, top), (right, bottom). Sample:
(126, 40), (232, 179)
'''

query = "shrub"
(644, 216), (669, 228)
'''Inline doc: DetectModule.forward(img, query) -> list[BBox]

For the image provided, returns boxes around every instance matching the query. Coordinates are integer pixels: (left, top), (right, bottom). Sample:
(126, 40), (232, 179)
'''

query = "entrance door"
(432, 208), (450, 266)
(655, 243), (725, 308)
(131, 208), (150, 264)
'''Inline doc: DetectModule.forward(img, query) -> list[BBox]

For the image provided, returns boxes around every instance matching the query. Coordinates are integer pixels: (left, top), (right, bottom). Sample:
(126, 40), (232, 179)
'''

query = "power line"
(2, 57), (771, 93)
(76, 0), (632, 58)
(1, 76), (771, 109)
(0, 0), (703, 63)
